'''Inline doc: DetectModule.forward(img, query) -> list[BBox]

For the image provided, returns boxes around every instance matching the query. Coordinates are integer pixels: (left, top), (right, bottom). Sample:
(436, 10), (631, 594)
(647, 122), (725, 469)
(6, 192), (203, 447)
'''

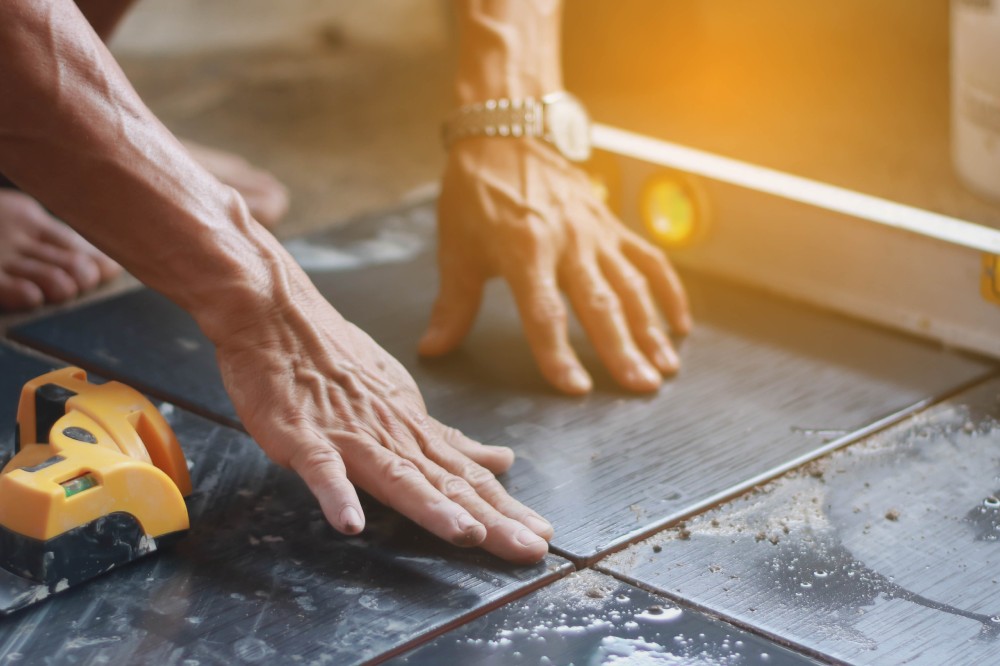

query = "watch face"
(545, 94), (592, 162)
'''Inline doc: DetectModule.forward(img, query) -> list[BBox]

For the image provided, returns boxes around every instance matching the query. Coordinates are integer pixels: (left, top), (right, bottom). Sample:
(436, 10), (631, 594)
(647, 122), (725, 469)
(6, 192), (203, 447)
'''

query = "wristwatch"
(442, 91), (592, 162)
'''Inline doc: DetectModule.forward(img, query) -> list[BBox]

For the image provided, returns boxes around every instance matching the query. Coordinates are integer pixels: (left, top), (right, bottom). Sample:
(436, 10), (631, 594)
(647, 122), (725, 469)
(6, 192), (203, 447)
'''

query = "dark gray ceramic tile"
(599, 376), (1000, 665)
(391, 569), (822, 666)
(0, 345), (58, 454)
(10, 202), (994, 562)
(0, 344), (570, 665)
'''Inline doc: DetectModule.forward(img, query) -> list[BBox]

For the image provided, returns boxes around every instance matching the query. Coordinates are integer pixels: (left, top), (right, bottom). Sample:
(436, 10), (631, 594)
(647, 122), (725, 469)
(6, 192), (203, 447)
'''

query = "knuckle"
(409, 409), (431, 430)
(586, 287), (619, 315)
(441, 474), (475, 500)
(527, 290), (568, 328)
(620, 268), (648, 294)
(437, 424), (469, 448)
(283, 411), (321, 438)
(509, 217), (547, 250)
(288, 445), (344, 477)
(435, 422), (458, 440)
(462, 463), (499, 492)
(381, 457), (422, 485)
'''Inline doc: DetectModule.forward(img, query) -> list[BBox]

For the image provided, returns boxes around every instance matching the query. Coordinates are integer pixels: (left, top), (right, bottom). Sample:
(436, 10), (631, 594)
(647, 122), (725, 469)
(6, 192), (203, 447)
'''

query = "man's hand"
(215, 285), (553, 564)
(419, 138), (691, 394)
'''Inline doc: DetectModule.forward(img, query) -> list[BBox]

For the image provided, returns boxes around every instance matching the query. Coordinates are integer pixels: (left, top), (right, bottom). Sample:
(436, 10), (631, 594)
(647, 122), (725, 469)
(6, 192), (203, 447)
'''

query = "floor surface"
(5, 202), (1000, 664)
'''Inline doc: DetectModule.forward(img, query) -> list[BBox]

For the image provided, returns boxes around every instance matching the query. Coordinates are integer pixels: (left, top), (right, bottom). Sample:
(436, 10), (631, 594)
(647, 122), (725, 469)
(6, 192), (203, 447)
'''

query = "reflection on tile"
(11, 202), (993, 562)
(393, 569), (819, 665)
(600, 376), (1000, 664)
(0, 344), (570, 665)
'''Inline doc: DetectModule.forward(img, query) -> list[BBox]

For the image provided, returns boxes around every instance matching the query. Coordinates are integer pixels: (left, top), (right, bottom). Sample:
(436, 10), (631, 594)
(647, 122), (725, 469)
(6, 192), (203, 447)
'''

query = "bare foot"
(182, 141), (289, 228)
(0, 143), (286, 311)
(0, 189), (122, 311)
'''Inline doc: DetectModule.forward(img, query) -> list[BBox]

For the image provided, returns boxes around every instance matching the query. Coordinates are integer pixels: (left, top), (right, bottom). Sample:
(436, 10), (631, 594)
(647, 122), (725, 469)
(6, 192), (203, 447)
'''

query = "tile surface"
(0, 344), (570, 665)
(0, 346), (57, 455)
(11, 202), (994, 562)
(600, 376), (1000, 665)
(392, 569), (821, 665)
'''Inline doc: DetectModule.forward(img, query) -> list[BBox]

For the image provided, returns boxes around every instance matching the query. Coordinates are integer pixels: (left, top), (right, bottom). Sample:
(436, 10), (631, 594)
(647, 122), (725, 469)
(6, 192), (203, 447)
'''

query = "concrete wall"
(111, 0), (450, 54)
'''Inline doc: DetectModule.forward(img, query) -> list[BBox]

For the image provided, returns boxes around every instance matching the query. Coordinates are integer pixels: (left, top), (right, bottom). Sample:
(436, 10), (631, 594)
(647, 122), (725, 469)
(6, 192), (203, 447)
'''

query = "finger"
(345, 438), (489, 548)
(430, 420), (552, 540)
(288, 443), (366, 535)
(562, 260), (661, 392)
(620, 231), (692, 335)
(5, 256), (78, 303)
(406, 447), (549, 564)
(599, 251), (679, 375)
(504, 255), (592, 394)
(23, 243), (101, 293)
(418, 247), (485, 357)
(433, 418), (514, 475)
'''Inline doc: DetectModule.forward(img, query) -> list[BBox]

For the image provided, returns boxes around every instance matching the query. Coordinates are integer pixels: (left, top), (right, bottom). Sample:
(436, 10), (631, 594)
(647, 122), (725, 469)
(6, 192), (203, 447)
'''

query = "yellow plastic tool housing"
(0, 368), (191, 541)
(13, 367), (191, 495)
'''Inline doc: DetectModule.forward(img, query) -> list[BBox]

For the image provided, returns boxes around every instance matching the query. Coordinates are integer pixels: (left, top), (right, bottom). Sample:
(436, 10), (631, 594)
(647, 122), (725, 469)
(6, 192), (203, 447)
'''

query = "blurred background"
(108, 0), (1000, 237)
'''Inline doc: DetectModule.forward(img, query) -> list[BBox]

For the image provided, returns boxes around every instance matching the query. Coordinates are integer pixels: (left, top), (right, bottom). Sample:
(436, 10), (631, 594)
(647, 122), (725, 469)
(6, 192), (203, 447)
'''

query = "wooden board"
(392, 569), (821, 665)
(0, 344), (571, 665)
(10, 202), (995, 563)
(599, 375), (1000, 665)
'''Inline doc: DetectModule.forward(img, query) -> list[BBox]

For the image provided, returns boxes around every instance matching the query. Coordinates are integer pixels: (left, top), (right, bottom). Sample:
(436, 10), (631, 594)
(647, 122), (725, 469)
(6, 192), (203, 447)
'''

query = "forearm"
(453, 0), (563, 104)
(0, 0), (299, 341)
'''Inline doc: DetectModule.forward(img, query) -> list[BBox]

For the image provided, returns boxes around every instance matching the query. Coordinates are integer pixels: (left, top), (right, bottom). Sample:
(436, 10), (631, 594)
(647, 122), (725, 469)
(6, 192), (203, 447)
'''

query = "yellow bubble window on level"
(642, 178), (697, 248)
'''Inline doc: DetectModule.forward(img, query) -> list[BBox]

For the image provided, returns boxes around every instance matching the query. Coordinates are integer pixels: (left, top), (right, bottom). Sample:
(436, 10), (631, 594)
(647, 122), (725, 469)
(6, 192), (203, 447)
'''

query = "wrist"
(161, 191), (313, 346)
(453, 1), (563, 105)
(443, 91), (592, 163)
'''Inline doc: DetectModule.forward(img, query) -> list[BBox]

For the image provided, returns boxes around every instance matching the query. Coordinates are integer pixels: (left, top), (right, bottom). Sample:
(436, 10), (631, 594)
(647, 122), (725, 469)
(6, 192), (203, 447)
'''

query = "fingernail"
(457, 513), (482, 533)
(516, 528), (546, 547)
(454, 513), (486, 546)
(565, 367), (592, 392)
(630, 364), (661, 387)
(656, 346), (679, 373)
(524, 515), (553, 537)
(340, 506), (364, 534)
(419, 329), (440, 350)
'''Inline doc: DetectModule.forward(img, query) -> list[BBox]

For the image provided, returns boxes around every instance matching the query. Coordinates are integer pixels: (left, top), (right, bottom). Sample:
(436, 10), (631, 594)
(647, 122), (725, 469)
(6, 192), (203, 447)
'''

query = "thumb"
(419, 252), (484, 357)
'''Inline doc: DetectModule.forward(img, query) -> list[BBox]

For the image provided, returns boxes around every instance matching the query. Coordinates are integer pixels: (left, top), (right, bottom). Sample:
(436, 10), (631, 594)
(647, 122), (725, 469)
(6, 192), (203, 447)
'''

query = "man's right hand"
(212, 272), (553, 564)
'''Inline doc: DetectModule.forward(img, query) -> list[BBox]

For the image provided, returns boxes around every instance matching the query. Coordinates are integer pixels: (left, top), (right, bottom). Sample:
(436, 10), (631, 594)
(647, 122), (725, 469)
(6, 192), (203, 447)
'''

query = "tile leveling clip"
(0, 367), (191, 615)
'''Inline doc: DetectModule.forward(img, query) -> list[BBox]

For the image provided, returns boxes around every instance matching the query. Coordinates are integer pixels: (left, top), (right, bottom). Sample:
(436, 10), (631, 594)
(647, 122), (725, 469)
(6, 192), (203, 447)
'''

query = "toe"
(244, 179), (290, 228)
(33, 218), (122, 281)
(24, 243), (101, 292)
(0, 274), (43, 311)
(182, 140), (289, 228)
(92, 253), (123, 281)
(7, 257), (79, 304)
